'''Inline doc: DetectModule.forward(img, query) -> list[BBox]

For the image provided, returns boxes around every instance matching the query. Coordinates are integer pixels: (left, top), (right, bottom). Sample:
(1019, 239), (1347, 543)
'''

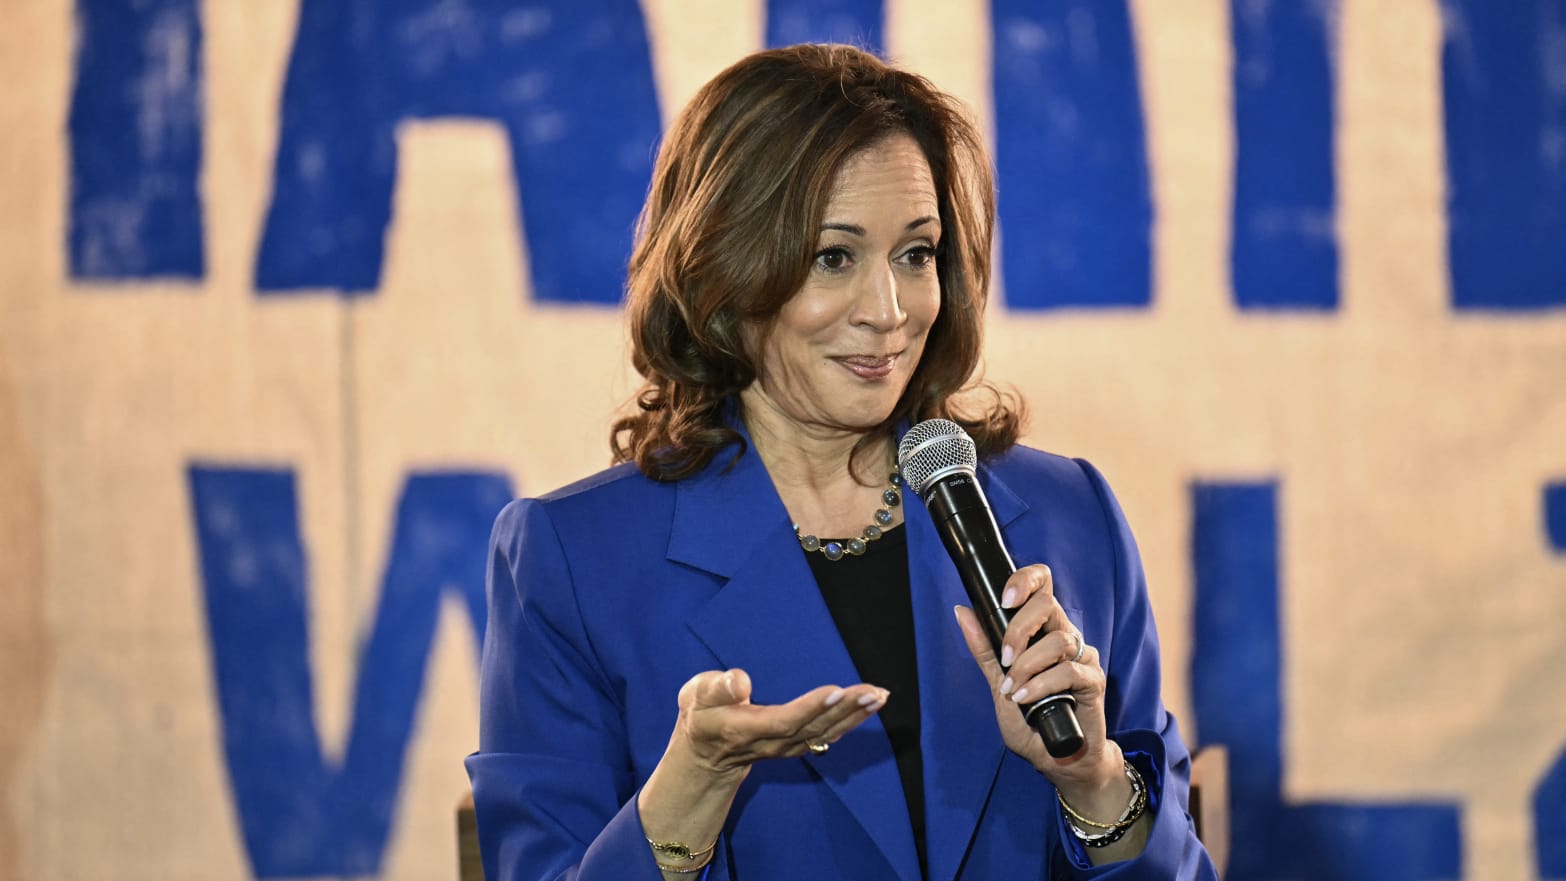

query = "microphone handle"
(926, 475), (1085, 759)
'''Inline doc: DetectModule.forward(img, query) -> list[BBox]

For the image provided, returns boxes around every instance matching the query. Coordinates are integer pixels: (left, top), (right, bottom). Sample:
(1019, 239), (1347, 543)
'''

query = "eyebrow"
(820, 215), (941, 236)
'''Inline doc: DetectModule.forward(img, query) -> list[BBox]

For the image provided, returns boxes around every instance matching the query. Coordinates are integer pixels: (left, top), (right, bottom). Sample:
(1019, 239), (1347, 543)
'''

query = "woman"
(467, 44), (1216, 881)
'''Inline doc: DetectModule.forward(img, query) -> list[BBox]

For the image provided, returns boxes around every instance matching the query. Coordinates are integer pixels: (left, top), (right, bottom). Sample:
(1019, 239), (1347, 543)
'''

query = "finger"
(706, 680), (874, 746)
(1002, 627), (1086, 693)
(954, 605), (1003, 683)
(1009, 644), (1104, 707)
(998, 564), (1054, 611)
(994, 565), (1057, 666)
(998, 627), (1073, 698)
(726, 668), (753, 703)
(730, 684), (888, 759)
(760, 683), (870, 735)
(1000, 592), (1075, 672)
(1069, 630), (1092, 667)
(780, 686), (890, 754)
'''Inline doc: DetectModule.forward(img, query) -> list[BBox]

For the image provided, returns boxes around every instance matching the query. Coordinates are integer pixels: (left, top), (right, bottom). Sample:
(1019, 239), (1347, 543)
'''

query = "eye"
(901, 245), (939, 269)
(813, 246), (853, 273)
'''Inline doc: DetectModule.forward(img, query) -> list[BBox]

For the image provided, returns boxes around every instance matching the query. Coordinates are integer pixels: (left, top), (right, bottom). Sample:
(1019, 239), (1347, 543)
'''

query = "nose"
(850, 261), (906, 332)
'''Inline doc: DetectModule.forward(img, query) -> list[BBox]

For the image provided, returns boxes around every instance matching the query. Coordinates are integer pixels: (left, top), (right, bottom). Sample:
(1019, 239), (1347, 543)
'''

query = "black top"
(804, 524), (927, 880)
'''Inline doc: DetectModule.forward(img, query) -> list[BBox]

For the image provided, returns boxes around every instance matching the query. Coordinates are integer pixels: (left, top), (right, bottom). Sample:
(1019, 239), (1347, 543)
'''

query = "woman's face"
(743, 133), (942, 440)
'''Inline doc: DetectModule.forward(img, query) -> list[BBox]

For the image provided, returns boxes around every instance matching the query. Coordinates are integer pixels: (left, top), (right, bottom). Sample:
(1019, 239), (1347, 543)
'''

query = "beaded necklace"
(793, 468), (902, 561)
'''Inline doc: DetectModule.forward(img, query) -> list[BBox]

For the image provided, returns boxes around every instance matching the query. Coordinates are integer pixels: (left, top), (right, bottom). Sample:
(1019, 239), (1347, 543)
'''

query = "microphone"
(898, 418), (1085, 759)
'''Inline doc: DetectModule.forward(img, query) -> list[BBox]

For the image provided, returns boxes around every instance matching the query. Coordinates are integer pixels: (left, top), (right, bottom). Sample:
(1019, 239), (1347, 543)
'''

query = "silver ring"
(1072, 635), (1087, 664)
(806, 740), (830, 755)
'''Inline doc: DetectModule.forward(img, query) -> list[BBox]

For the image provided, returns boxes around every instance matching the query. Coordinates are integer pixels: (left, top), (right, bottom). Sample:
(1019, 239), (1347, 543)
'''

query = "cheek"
(780, 285), (846, 336)
(757, 317), (828, 388)
(909, 282), (942, 334)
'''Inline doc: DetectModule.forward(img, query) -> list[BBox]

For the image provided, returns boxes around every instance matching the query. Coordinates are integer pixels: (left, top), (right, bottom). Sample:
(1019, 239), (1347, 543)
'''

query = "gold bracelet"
(647, 836), (716, 874)
(1057, 759), (1147, 831)
(653, 854), (712, 874)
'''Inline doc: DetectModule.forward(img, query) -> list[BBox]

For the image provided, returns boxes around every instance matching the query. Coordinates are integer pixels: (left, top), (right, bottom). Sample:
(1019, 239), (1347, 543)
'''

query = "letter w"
(187, 465), (513, 877)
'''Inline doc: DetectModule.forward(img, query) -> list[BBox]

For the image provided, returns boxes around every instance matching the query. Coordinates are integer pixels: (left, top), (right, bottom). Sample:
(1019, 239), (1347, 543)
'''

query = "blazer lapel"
(908, 465), (1030, 881)
(673, 445), (923, 881)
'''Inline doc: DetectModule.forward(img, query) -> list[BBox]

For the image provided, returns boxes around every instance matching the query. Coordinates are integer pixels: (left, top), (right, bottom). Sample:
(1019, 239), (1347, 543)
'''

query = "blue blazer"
(467, 436), (1217, 881)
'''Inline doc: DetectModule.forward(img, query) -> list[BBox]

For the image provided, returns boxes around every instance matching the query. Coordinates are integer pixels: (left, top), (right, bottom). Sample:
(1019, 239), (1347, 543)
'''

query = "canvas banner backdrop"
(2, 1), (1565, 880)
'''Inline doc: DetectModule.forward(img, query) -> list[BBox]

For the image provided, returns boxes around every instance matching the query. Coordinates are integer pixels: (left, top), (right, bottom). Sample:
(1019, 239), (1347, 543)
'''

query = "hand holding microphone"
(898, 419), (1088, 760)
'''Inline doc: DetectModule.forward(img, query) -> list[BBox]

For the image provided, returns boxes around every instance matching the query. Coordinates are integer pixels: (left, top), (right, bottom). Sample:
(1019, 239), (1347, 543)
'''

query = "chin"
(832, 392), (903, 431)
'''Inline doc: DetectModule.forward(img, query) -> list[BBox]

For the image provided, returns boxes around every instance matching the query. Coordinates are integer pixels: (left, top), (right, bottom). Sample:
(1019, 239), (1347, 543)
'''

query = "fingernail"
(1000, 644), (1014, 667)
(825, 689), (845, 707)
(866, 696), (887, 712)
(1001, 588), (1017, 608)
(1012, 688), (1029, 703)
(858, 691), (881, 707)
(999, 676), (1013, 695)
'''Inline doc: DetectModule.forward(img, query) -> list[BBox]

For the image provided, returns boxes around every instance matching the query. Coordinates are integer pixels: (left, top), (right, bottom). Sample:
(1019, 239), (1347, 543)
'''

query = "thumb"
(682, 668), (752, 710)
(954, 606), (1003, 681)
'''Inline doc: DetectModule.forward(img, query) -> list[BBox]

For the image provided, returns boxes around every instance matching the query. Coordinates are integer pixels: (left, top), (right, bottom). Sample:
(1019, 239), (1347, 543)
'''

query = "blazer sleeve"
(464, 498), (673, 881)
(1053, 459), (1218, 880)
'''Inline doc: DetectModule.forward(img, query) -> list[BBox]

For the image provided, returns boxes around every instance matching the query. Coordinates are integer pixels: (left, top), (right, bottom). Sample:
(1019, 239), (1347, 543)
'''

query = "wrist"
(646, 835), (716, 874)
(1058, 757), (1150, 852)
(638, 732), (748, 847)
(1051, 741), (1129, 820)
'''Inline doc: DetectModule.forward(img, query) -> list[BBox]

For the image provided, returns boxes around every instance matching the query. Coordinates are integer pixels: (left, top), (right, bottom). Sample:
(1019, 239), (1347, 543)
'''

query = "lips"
(832, 354), (898, 380)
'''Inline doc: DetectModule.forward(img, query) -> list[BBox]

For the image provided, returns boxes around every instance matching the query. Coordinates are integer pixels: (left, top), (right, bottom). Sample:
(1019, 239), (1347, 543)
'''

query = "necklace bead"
(794, 467), (902, 562)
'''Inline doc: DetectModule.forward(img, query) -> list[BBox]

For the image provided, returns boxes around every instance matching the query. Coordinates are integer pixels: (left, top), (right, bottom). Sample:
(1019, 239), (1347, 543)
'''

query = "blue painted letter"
(69, 0), (205, 280)
(1229, 0), (1338, 310)
(1534, 481), (1566, 876)
(255, 0), (661, 303)
(1191, 482), (1462, 880)
(1443, 1), (1566, 310)
(188, 465), (512, 876)
(991, 1), (1152, 309)
(766, 0), (883, 52)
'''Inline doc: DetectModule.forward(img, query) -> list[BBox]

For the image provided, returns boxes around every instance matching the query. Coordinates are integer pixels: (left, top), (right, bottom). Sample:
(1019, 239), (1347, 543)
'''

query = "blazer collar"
(672, 419), (1031, 881)
(668, 418), (1030, 577)
(666, 433), (779, 579)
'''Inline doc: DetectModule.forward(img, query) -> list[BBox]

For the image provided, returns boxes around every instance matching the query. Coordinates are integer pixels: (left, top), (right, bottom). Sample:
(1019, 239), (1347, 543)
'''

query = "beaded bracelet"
(1058, 759), (1149, 848)
(1071, 819), (1134, 848)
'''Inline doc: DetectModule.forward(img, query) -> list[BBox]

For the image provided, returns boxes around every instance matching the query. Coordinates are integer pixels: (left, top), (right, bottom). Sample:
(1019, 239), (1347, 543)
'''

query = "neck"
(740, 397), (890, 490)
(739, 394), (901, 539)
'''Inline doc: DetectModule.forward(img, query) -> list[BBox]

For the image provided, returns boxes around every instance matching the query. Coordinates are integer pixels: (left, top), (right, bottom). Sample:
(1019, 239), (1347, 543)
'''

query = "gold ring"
(806, 740), (830, 755)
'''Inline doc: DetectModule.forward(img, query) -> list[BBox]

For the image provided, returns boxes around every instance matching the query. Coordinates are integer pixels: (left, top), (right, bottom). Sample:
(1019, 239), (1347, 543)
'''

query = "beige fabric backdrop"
(2, 1), (1564, 880)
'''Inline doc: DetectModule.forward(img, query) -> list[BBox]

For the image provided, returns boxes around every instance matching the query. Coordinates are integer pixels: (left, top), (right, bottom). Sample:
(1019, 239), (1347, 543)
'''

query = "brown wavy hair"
(611, 44), (1022, 481)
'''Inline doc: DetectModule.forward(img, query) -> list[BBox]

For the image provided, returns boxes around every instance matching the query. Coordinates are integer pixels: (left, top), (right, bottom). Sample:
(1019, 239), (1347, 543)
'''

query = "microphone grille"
(897, 418), (978, 496)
